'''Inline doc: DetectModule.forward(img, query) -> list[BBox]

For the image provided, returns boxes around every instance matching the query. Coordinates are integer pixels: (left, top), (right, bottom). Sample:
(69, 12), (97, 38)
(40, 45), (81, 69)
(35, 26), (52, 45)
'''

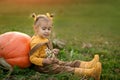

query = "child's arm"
(30, 54), (45, 66)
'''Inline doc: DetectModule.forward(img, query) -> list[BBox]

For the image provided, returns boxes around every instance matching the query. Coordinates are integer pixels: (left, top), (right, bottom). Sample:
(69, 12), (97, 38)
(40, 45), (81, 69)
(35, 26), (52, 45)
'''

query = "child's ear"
(33, 26), (38, 33)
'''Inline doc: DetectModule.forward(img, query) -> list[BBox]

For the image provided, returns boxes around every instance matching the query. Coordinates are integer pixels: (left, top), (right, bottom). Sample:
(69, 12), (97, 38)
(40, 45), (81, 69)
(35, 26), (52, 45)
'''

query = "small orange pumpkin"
(0, 32), (31, 68)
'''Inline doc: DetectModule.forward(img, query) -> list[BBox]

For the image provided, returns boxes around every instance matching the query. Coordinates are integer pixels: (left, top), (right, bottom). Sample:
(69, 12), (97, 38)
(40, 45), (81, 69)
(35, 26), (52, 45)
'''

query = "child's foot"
(75, 62), (102, 80)
(92, 62), (102, 80)
(79, 54), (99, 68)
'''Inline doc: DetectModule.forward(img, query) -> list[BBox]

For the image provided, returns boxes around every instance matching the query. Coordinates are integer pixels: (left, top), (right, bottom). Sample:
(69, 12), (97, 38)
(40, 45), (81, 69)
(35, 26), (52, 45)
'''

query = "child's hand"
(51, 58), (59, 63)
(43, 58), (53, 65)
(52, 49), (59, 55)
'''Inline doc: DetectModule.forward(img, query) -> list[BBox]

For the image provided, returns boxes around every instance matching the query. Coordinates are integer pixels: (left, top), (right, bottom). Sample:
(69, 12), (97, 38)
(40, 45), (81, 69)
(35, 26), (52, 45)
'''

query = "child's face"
(36, 20), (52, 38)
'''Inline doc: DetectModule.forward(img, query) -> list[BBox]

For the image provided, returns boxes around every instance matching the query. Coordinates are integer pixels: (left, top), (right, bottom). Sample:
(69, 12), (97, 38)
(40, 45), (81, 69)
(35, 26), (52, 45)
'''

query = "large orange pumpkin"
(0, 32), (31, 68)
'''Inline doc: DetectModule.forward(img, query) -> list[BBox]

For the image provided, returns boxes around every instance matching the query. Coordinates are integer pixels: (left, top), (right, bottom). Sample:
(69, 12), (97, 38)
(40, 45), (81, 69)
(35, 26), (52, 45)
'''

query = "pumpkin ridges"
(3, 38), (30, 59)
(0, 34), (30, 59)
(6, 56), (30, 68)
(0, 32), (31, 68)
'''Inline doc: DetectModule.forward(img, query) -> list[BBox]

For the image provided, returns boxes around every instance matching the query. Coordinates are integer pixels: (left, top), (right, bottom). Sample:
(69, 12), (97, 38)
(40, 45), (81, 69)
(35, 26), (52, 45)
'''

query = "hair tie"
(32, 13), (37, 21)
(46, 13), (53, 20)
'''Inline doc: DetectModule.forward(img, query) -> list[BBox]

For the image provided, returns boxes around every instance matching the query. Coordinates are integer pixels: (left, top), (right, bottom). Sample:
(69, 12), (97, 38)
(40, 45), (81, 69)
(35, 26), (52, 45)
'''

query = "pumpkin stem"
(0, 57), (13, 78)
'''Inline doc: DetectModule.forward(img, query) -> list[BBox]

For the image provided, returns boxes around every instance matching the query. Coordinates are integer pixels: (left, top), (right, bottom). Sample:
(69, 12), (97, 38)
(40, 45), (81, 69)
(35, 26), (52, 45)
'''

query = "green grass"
(0, 0), (120, 80)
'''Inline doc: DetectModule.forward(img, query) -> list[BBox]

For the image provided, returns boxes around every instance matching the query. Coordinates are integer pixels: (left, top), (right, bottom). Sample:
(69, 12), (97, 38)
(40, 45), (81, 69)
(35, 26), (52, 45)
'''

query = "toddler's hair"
(32, 13), (53, 26)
